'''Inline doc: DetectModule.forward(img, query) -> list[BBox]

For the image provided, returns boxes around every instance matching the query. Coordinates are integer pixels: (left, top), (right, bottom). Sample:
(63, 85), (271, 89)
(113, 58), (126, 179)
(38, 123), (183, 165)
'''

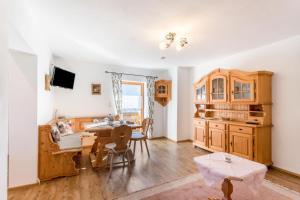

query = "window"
(122, 81), (144, 124)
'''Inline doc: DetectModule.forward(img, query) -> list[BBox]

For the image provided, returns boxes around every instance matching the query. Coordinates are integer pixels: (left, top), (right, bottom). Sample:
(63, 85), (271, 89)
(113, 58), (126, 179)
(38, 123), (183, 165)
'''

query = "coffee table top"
(194, 152), (267, 193)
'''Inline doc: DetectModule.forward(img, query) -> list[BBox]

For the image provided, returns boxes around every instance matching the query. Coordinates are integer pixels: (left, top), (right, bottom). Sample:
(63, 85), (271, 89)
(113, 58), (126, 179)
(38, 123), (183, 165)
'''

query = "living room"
(1, 0), (300, 200)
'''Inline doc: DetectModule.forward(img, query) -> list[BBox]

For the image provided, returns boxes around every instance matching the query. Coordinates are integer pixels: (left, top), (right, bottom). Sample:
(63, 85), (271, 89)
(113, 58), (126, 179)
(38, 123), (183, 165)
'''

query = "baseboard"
(270, 166), (300, 178)
(177, 139), (193, 143)
(164, 137), (193, 143)
(148, 136), (193, 143)
(149, 136), (165, 140)
(8, 182), (39, 191)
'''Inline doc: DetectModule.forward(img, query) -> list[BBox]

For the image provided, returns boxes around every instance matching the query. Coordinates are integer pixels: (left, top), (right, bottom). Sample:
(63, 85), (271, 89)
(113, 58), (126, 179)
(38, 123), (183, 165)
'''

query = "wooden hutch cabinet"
(193, 69), (273, 165)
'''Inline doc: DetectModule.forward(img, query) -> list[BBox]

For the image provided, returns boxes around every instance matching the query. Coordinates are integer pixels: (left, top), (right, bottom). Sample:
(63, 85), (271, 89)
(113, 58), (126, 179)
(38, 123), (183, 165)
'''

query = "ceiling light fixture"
(176, 37), (188, 51)
(159, 32), (188, 51)
(159, 32), (176, 50)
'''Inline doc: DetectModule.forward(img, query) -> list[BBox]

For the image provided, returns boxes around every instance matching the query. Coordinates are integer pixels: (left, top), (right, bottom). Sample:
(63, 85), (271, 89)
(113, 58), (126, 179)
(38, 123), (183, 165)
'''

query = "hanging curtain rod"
(105, 71), (158, 79)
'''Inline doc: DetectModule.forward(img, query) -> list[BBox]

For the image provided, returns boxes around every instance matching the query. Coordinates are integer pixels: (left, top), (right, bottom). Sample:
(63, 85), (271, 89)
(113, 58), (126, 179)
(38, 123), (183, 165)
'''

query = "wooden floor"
(8, 139), (300, 200)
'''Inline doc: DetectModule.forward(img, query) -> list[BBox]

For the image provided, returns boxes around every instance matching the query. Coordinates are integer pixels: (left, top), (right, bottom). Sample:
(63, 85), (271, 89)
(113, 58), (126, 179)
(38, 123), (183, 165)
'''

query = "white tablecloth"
(194, 152), (267, 194)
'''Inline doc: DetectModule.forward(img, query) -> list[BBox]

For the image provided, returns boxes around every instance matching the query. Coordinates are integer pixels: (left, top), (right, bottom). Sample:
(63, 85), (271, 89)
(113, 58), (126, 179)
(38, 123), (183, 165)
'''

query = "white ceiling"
(27, 0), (300, 69)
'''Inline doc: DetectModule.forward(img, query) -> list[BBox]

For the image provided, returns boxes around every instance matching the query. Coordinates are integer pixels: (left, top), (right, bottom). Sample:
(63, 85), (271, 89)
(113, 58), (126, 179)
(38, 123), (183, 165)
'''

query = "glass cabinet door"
(233, 81), (242, 99)
(231, 77), (255, 102)
(201, 85), (206, 100)
(158, 85), (166, 94)
(218, 78), (224, 100)
(156, 84), (168, 97)
(195, 84), (206, 102)
(242, 83), (251, 99)
(210, 76), (226, 102)
(196, 87), (201, 101)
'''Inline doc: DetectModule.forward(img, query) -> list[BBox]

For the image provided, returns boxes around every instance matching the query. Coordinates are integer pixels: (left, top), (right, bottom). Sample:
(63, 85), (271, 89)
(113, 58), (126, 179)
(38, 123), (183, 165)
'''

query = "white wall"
(166, 67), (178, 141)
(0, 0), (9, 197)
(52, 57), (167, 137)
(8, 51), (38, 187)
(177, 67), (193, 141)
(166, 67), (193, 142)
(7, 0), (54, 188)
(8, 0), (54, 125)
(191, 35), (300, 174)
(52, 58), (113, 117)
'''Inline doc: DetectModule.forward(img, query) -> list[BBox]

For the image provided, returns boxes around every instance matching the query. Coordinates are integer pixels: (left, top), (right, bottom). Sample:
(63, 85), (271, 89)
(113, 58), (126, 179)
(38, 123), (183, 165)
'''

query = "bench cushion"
(58, 134), (82, 150)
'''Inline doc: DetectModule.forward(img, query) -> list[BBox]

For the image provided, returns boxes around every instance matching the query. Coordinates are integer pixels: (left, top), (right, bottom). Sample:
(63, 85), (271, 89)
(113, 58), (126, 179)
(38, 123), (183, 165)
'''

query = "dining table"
(84, 121), (142, 168)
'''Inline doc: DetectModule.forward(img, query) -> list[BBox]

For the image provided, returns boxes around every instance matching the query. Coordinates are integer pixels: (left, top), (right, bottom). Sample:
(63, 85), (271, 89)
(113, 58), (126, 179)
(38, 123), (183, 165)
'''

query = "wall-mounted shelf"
(155, 80), (172, 106)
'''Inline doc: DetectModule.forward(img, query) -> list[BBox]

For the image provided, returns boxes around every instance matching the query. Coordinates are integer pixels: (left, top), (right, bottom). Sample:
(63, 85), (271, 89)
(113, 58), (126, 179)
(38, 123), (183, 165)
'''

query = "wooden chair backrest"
(111, 125), (132, 151)
(142, 118), (153, 136)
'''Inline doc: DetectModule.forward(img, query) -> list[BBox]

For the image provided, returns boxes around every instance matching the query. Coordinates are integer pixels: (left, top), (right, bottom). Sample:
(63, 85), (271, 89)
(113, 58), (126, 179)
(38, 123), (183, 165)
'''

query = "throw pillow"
(57, 120), (74, 135)
(51, 125), (60, 142)
(57, 121), (66, 133)
(64, 121), (74, 134)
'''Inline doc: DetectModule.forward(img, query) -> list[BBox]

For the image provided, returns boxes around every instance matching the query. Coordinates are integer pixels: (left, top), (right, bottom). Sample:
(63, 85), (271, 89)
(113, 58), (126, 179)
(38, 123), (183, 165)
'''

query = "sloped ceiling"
(27, 0), (300, 68)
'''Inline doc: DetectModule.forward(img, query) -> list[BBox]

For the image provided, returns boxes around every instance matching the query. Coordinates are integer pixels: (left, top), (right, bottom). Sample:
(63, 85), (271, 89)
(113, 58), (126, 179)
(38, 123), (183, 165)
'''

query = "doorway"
(122, 81), (144, 125)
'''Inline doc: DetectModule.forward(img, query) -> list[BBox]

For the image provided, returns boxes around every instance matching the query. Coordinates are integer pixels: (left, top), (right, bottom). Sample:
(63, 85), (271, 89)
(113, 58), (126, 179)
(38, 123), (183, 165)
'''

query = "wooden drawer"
(229, 125), (253, 134)
(193, 119), (206, 127)
(209, 122), (225, 130)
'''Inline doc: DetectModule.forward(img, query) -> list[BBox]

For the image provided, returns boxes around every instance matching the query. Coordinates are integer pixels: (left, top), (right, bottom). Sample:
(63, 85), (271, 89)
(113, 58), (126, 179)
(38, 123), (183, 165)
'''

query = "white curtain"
(111, 72), (123, 116)
(146, 76), (155, 138)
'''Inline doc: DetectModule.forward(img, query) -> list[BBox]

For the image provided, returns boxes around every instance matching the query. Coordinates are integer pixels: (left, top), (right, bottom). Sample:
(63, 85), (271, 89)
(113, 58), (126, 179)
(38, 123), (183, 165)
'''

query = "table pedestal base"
(221, 178), (233, 200)
(208, 178), (233, 200)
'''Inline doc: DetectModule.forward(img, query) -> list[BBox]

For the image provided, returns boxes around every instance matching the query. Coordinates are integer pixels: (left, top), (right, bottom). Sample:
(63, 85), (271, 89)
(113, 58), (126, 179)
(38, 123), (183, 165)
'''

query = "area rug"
(116, 173), (300, 200)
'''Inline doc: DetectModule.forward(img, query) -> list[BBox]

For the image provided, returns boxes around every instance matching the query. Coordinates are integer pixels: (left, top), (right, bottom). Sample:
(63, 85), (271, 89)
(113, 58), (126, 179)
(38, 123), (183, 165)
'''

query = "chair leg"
(122, 154), (125, 167)
(133, 141), (136, 157)
(144, 139), (150, 158)
(108, 152), (114, 178)
(126, 151), (131, 167)
(129, 140), (132, 147)
(106, 153), (110, 166)
(140, 140), (143, 152)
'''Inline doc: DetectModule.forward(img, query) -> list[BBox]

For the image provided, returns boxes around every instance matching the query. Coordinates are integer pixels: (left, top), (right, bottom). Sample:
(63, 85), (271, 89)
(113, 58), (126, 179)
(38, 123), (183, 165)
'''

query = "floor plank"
(8, 139), (300, 200)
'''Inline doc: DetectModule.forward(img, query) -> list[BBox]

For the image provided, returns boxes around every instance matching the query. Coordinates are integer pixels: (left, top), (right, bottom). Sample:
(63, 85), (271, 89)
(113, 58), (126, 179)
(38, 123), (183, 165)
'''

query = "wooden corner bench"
(38, 124), (82, 181)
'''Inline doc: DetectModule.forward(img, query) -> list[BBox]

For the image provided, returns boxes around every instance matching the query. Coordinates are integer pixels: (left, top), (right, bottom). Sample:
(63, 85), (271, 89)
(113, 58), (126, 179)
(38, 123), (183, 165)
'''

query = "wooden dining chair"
(129, 118), (153, 157)
(105, 125), (132, 178)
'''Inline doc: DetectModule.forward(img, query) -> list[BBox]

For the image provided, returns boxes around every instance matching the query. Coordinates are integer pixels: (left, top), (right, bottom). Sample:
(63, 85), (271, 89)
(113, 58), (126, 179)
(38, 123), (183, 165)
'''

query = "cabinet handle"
(238, 128), (243, 131)
(230, 142), (233, 146)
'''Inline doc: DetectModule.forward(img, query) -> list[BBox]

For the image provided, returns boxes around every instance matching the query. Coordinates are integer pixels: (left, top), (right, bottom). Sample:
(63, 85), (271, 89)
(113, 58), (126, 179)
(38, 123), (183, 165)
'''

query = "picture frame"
(91, 84), (101, 95)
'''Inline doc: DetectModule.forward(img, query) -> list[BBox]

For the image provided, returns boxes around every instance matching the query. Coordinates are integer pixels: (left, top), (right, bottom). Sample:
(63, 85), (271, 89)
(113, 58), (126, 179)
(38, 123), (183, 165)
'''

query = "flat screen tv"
(51, 66), (75, 89)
